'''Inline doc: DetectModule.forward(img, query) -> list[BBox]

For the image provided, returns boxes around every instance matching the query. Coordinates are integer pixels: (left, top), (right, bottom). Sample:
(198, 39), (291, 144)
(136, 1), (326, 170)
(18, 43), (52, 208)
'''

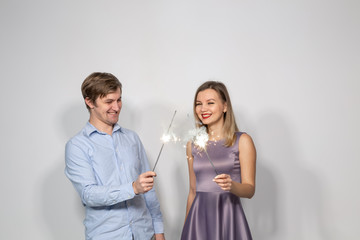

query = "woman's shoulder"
(237, 132), (255, 150)
(235, 131), (248, 141)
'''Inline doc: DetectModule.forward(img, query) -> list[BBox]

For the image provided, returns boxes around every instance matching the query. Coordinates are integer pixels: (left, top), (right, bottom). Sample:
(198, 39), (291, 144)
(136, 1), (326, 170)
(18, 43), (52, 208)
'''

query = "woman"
(181, 81), (256, 240)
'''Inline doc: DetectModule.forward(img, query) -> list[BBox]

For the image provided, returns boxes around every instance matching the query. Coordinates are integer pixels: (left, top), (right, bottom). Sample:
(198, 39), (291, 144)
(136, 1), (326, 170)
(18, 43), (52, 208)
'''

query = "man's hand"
(132, 171), (157, 194)
(155, 233), (165, 240)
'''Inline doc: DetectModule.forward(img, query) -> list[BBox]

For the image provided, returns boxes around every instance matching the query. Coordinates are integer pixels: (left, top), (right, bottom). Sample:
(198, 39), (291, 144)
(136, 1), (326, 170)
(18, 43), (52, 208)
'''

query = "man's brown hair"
(81, 72), (122, 110)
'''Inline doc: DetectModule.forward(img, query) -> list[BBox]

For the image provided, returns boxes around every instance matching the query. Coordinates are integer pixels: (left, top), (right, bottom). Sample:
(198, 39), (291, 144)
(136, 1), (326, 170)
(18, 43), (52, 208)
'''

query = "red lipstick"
(201, 114), (211, 119)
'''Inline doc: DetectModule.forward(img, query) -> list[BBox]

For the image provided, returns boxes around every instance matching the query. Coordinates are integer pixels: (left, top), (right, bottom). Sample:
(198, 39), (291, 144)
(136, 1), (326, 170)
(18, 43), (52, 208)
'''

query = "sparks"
(192, 127), (209, 150)
(152, 110), (177, 171)
(161, 132), (180, 143)
(186, 126), (219, 175)
(161, 134), (171, 143)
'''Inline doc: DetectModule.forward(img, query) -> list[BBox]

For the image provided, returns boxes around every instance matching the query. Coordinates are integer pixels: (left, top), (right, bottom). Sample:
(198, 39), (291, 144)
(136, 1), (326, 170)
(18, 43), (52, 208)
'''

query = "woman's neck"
(207, 125), (224, 141)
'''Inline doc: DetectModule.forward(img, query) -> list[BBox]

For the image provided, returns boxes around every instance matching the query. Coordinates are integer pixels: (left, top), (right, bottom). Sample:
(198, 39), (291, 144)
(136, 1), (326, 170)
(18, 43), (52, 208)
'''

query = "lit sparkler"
(188, 126), (219, 175)
(152, 110), (177, 171)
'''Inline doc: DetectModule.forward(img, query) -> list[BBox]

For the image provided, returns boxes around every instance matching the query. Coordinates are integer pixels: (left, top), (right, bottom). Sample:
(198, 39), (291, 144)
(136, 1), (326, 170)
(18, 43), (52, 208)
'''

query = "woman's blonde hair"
(193, 81), (239, 147)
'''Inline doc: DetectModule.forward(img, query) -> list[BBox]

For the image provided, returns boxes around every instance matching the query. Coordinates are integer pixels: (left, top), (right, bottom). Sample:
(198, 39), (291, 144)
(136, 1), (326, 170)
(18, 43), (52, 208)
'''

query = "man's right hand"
(132, 171), (157, 194)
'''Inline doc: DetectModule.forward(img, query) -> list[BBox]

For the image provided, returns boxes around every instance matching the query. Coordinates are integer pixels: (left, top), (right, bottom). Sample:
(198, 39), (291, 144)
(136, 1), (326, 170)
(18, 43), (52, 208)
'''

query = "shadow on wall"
(243, 112), (328, 240)
(42, 160), (85, 240)
(243, 163), (278, 239)
(42, 103), (88, 240)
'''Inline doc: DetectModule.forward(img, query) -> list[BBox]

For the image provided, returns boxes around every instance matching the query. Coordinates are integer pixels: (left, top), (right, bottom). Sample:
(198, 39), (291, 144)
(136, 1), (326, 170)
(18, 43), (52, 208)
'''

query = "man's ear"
(85, 97), (95, 109)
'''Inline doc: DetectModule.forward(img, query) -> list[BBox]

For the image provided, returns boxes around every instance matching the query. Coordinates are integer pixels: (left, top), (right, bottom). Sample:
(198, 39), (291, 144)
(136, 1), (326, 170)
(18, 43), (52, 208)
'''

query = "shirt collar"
(85, 122), (123, 136)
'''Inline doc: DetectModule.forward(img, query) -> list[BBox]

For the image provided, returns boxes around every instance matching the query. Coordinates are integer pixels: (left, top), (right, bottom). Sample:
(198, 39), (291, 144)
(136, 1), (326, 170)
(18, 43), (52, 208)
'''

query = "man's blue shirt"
(65, 122), (163, 240)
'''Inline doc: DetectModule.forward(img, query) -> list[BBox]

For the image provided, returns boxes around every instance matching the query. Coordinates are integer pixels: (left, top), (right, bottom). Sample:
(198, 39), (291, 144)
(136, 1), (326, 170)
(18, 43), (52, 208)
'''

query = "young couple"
(65, 72), (256, 240)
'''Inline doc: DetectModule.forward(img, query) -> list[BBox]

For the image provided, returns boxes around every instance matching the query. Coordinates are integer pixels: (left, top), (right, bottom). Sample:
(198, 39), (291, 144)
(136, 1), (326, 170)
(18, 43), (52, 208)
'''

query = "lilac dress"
(181, 132), (252, 240)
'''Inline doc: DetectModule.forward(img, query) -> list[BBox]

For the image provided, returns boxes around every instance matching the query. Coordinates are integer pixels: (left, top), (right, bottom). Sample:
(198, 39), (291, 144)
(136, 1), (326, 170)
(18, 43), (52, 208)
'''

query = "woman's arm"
(184, 141), (197, 221)
(213, 133), (256, 198)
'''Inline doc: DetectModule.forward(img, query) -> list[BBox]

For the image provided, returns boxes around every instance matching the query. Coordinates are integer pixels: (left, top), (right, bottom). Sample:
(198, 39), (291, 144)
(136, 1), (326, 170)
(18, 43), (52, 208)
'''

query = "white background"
(0, 0), (359, 239)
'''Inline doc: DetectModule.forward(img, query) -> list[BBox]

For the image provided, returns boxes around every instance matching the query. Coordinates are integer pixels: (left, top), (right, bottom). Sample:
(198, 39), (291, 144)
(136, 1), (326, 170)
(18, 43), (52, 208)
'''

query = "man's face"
(87, 87), (122, 128)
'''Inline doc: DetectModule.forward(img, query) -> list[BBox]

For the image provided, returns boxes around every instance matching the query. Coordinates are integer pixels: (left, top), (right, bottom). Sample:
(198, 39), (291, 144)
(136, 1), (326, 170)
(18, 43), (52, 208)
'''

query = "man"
(65, 72), (165, 240)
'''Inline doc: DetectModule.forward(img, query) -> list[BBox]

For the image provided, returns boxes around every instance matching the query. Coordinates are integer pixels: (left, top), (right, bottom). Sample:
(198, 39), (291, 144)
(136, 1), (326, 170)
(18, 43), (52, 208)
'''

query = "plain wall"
(0, 0), (359, 239)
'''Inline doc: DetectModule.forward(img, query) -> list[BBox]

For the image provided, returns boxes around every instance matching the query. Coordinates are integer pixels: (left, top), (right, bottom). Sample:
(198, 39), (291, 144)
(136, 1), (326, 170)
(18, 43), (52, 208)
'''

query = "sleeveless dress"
(181, 132), (252, 240)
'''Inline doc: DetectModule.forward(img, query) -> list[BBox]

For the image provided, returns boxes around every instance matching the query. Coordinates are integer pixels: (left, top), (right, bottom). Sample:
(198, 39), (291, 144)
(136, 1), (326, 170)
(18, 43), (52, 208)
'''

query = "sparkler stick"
(204, 150), (219, 175)
(189, 126), (219, 175)
(152, 110), (177, 171)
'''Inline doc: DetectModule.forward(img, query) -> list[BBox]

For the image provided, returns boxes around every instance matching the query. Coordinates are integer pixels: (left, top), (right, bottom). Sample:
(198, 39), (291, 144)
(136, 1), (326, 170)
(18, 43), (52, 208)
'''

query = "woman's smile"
(201, 113), (211, 119)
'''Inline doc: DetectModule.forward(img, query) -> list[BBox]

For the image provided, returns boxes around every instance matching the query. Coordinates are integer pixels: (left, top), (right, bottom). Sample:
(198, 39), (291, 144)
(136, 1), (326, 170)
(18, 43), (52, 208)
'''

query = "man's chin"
(108, 118), (119, 125)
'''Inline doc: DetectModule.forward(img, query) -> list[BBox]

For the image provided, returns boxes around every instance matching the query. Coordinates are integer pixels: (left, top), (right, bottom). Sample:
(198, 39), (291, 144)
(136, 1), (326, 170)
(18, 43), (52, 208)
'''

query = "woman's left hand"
(213, 174), (232, 191)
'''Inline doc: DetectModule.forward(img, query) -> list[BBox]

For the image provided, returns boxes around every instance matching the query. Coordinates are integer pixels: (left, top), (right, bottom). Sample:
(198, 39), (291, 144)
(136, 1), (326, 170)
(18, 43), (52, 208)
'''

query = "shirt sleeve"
(65, 140), (136, 207)
(135, 136), (164, 234)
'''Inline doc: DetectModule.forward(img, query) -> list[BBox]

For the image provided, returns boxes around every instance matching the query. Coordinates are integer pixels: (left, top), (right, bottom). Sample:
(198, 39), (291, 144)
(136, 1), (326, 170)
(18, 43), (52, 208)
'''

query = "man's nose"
(112, 101), (121, 111)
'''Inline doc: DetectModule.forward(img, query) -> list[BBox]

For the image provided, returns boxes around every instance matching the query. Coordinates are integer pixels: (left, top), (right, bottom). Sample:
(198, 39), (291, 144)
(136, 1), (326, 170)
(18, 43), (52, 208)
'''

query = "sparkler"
(188, 126), (219, 175)
(152, 110), (177, 171)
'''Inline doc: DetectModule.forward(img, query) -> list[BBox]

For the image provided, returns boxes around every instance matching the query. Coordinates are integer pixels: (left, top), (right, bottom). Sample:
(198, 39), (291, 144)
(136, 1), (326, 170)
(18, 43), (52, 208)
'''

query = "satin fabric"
(181, 132), (252, 240)
(181, 192), (252, 240)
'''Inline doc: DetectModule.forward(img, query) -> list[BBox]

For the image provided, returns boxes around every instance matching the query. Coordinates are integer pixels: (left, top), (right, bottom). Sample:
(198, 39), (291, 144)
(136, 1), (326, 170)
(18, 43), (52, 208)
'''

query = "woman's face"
(195, 88), (227, 128)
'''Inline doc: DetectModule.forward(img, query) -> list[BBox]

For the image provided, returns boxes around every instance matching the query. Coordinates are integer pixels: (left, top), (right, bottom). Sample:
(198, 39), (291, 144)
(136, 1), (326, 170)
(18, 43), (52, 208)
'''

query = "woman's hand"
(213, 174), (232, 191)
